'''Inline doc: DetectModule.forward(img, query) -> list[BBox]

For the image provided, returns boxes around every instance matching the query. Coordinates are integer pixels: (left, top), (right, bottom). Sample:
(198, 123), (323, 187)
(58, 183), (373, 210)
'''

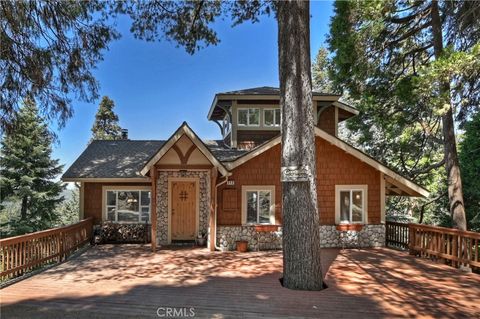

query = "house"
(62, 86), (429, 251)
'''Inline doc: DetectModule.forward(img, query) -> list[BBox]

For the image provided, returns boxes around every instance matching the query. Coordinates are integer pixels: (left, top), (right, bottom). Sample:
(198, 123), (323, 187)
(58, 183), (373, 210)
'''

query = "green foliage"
(0, 100), (64, 236)
(0, 1), (120, 131)
(56, 188), (80, 226)
(91, 96), (123, 141)
(312, 47), (336, 93)
(114, 1), (273, 54)
(459, 112), (480, 231)
(327, 0), (480, 225)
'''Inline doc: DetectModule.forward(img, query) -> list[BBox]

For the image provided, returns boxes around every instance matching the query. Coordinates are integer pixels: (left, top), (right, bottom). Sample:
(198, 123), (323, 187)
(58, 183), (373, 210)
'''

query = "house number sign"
(281, 165), (311, 182)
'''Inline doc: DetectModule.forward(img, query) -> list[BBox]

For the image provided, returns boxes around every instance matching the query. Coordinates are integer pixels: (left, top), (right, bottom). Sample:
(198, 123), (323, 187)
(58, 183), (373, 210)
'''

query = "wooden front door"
(171, 181), (197, 240)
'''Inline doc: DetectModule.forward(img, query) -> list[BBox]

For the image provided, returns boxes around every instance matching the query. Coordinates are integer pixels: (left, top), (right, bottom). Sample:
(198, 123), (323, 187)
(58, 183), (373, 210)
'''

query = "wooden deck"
(1, 245), (479, 318)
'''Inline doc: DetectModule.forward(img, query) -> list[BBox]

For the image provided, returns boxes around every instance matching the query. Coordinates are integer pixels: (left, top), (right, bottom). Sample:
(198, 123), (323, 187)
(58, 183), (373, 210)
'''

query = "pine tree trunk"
(277, 0), (323, 290)
(21, 196), (28, 220)
(431, 0), (467, 230)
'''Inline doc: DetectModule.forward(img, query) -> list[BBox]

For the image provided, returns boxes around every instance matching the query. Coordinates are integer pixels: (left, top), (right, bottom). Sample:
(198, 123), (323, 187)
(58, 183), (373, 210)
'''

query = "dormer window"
(238, 108), (260, 126)
(264, 108), (281, 127)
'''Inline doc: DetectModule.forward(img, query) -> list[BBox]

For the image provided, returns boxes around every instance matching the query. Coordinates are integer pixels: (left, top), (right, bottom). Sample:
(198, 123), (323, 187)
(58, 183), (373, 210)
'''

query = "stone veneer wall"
(217, 226), (283, 251)
(319, 225), (385, 248)
(157, 171), (210, 245)
(216, 224), (385, 251)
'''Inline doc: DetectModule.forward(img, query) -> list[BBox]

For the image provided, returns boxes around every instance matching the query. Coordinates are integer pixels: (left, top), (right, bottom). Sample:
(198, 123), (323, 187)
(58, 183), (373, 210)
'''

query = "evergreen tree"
(0, 100), (64, 235)
(0, 1), (119, 131)
(91, 96), (123, 141)
(312, 47), (335, 93)
(56, 188), (80, 226)
(459, 112), (480, 231)
(328, 0), (480, 230)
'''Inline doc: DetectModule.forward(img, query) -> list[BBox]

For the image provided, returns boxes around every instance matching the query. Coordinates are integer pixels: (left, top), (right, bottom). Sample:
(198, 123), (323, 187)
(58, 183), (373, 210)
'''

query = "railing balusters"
(406, 223), (479, 271)
(0, 218), (93, 280)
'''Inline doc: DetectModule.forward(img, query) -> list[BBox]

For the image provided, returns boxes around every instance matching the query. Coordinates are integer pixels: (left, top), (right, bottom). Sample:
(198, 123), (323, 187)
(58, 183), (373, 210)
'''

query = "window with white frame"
(264, 108), (281, 127)
(242, 186), (275, 224)
(238, 108), (260, 126)
(106, 190), (151, 223)
(335, 185), (367, 224)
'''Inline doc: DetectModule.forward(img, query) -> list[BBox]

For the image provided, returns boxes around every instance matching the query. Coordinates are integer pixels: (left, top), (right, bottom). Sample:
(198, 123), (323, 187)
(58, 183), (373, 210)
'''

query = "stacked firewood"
(97, 223), (151, 244)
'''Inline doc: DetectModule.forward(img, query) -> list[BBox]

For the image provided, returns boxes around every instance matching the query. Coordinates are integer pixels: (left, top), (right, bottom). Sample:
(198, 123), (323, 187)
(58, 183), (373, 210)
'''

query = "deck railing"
(408, 223), (480, 270)
(0, 217), (93, 280)
(385, 221), (409, 250)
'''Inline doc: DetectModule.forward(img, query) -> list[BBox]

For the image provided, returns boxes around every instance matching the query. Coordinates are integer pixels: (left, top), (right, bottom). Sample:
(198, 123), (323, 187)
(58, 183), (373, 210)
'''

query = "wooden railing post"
(408, 223), (416, 255)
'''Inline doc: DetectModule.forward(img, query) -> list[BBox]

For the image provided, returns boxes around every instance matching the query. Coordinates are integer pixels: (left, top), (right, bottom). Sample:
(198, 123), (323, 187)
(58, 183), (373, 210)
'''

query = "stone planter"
(236, 240), (248, 252)
(254, 225), (280, 232)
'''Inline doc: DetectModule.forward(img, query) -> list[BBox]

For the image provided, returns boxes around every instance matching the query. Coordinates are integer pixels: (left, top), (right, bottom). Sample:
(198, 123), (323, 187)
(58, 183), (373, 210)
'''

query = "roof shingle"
(62, 139), (247, 179)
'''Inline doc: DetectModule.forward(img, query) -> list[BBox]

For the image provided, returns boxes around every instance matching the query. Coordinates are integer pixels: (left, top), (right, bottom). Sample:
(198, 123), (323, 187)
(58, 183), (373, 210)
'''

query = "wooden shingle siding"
(317, 106), (336, 136)
(83, 182), (151, 224)
(217, 136), (381, 226)
(237, 130), (280, 150)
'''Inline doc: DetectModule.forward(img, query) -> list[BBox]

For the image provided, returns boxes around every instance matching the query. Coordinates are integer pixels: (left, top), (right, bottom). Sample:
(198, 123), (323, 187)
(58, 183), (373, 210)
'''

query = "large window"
(335, 185), (367, 224)
(264, 108), (281, 127)
(242, 186), (275, 224)
(238, 108), (260, 126)
(105, 190), (151, 223)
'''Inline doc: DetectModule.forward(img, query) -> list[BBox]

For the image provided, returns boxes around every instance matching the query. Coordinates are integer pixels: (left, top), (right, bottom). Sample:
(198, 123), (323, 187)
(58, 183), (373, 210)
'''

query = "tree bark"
(21, 196), (28, 220)
(277, 0), (323, 290)
(430, 0), (467, 230)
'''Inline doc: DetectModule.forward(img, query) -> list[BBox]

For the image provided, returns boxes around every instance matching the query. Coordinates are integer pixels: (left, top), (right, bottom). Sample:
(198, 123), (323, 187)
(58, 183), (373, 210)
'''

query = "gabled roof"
(62, 138), (246, 182)
(224, 127), (429, 198)
(140, 122), (230, 176)
(62, 140), (165, 181)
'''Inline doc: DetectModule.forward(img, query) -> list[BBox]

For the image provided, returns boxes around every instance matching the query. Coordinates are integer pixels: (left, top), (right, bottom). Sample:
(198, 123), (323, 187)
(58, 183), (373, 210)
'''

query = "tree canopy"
(0, 1), (119, 131)
(0, 100), (64, 236)
(327, 0), (480, 229)
(459, 111), (480, 232)
(91, 96), (123, 141)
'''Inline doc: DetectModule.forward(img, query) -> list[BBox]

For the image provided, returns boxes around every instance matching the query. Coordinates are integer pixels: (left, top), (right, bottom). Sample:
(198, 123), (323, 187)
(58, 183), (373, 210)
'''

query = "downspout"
(214, 174), (230, 250)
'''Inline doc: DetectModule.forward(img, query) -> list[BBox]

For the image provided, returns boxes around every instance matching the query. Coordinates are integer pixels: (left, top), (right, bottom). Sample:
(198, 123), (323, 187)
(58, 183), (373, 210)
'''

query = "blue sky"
(53, 1), (334, 173)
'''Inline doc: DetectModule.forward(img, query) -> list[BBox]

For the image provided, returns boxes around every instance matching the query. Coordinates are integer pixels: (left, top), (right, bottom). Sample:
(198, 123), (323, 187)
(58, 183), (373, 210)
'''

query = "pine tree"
(56, 188), (80, 226)
(459, 112), (480, 231)
(0, 99), (64, 236)
(328, 0), (480, 230)
(91, 96), (123, 141)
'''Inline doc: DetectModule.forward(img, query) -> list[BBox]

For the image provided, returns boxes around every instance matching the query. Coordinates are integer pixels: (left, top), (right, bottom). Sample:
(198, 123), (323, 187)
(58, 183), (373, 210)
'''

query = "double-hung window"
(264, 108), (281, 127)
(335, 185), (367, 224)
(238, 108), (260, 126)
(105, 189), (151, 223)
(242, 186), (275, 225)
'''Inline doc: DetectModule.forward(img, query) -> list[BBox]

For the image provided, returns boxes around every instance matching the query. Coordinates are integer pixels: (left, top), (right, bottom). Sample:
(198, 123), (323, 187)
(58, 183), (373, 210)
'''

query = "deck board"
(1, 245), (479, 318)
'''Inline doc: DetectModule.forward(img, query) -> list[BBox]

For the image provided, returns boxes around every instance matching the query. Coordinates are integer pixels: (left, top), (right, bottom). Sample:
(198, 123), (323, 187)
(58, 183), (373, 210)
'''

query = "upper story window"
(335, 185), (367, 224)
(105, 189), (151, 223)
(242, 186), (275, 225)
(238, 108), (260, 126)
(264, 108), (281, 127)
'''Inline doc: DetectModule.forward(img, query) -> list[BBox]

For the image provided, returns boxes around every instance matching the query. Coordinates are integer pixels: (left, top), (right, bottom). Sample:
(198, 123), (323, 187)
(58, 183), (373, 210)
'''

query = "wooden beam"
(380, 173), (386, 223)
(155, 164), (213, 170)
(151, 167), (158, 252)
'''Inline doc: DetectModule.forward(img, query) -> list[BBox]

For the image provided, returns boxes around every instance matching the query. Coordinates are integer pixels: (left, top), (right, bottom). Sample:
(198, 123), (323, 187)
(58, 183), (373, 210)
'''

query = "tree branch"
(411, 158), (446, 175)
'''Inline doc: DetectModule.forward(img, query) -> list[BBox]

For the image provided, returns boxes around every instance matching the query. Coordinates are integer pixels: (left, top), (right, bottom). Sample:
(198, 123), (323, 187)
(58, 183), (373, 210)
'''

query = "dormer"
(207, 86), (358, 149)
